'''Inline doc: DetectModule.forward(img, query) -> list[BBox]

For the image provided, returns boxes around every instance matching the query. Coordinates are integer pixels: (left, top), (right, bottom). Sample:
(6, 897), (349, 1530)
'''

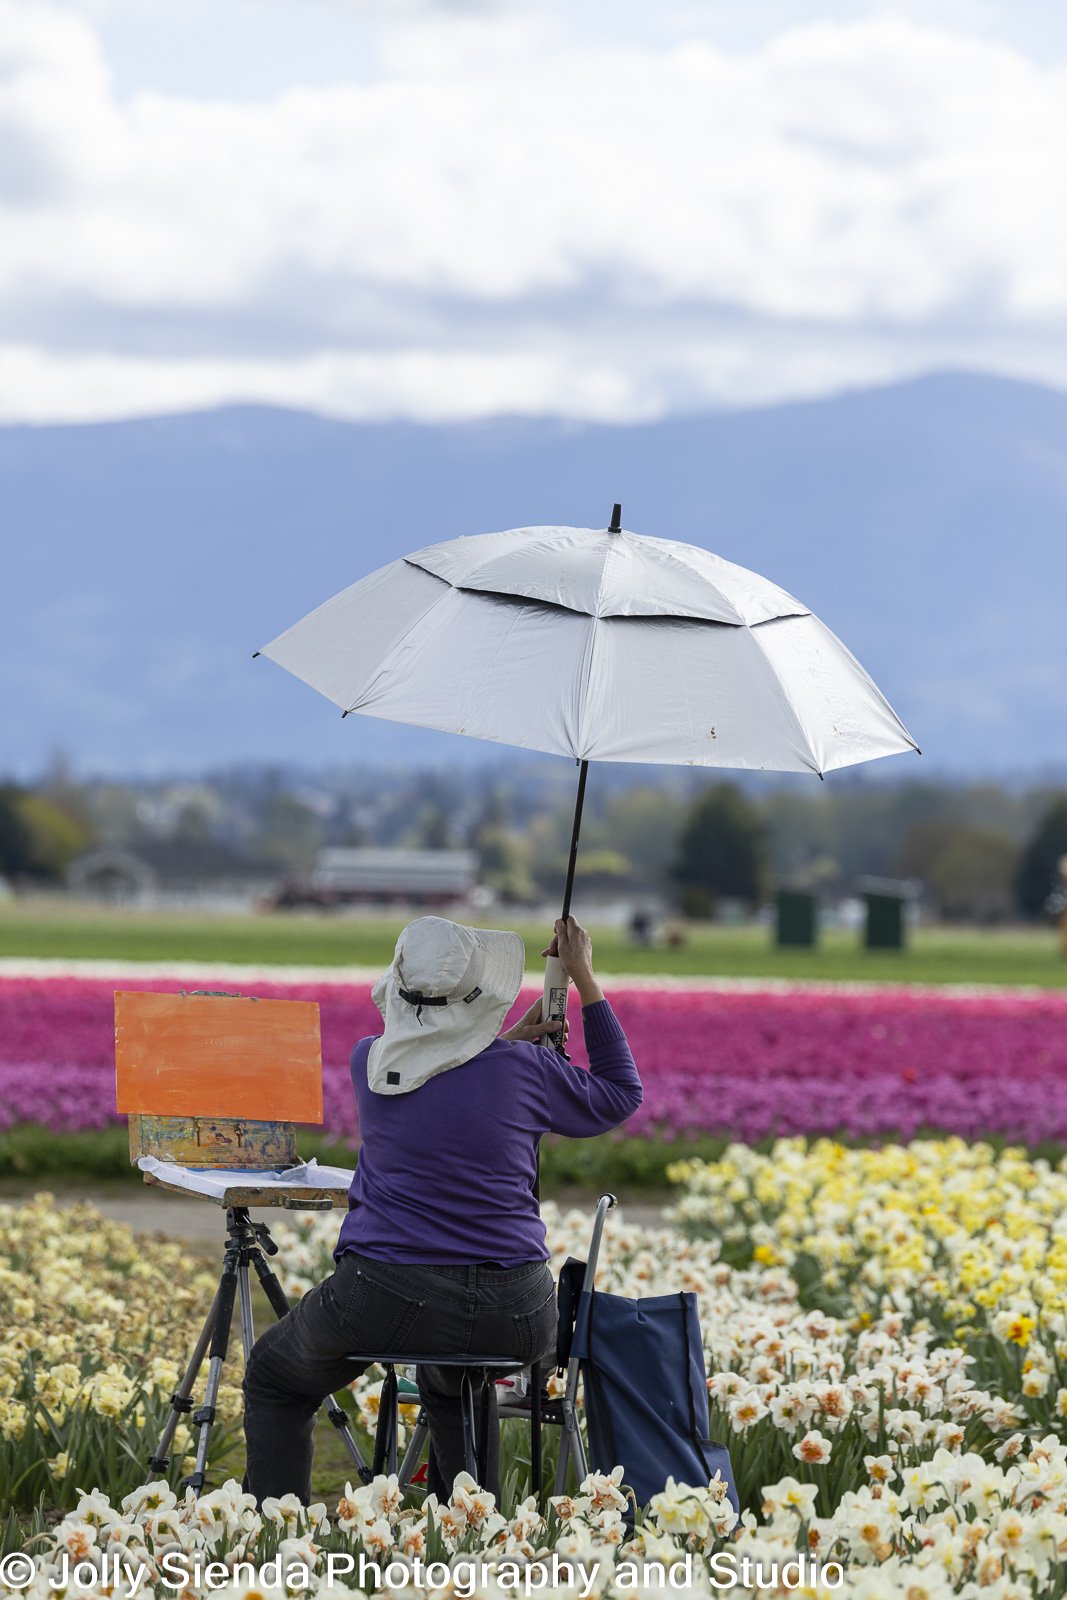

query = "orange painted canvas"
(115, 992), (323, 1123)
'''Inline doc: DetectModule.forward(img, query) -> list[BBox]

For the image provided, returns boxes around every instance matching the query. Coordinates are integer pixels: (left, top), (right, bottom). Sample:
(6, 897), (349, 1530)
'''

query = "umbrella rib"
(344, 565), (454, 714)
(636, 545), (748, 626)
(590, 520), (620, 618)
(572, 612), (602, 761)
(743, 621), (829, 777)
(665, 544), (810, 626)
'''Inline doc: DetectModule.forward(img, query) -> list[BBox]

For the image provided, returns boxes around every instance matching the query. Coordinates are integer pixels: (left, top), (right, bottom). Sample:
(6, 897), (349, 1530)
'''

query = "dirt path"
(2, 1181), (672, 1246)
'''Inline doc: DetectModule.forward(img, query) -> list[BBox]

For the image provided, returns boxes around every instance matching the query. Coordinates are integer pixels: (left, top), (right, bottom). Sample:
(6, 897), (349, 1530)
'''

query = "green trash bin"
(864, 891), (906, 950)
(776, 890), (817, 948)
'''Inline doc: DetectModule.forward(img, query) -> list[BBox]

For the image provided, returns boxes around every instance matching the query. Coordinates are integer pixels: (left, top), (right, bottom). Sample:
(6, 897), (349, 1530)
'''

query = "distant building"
(68, 840), (279, 907)
(302, 847), (479, 908)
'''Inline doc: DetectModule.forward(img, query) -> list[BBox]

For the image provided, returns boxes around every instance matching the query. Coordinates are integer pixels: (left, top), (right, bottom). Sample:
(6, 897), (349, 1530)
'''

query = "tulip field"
(2, 964), (1067, 1155)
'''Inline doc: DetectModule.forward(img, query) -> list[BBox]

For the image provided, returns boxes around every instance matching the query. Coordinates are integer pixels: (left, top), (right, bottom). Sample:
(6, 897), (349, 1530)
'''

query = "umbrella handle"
(542, 954), (569, 1055)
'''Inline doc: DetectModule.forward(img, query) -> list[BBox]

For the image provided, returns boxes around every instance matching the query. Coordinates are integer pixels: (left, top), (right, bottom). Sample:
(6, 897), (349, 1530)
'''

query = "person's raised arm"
(538, 916), (642, 1137)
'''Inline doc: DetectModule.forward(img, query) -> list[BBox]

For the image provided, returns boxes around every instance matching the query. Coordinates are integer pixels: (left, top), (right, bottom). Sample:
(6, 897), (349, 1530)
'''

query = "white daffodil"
(792, 1428), (832, 1465)
(52, 1521), (98, 1560)
(761, 1475), (819, 1518)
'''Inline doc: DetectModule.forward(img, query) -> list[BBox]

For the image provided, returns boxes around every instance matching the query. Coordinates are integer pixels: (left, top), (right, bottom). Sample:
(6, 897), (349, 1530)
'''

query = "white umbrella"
(257, 505), (918, 1037)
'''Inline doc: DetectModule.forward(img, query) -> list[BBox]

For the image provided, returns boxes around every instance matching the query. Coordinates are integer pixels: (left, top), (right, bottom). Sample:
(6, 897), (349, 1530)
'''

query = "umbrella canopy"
(258, 513), (917, 777)
(259, 506), (918, 1056)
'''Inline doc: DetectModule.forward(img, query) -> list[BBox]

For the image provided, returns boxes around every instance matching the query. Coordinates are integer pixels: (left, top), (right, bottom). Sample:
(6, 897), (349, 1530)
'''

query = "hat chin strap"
(397, 986), (449, 1025)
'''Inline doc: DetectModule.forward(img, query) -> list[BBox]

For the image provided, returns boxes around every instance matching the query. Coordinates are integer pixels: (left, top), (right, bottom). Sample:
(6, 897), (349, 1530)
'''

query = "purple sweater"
(334, 1000), (642, 1265)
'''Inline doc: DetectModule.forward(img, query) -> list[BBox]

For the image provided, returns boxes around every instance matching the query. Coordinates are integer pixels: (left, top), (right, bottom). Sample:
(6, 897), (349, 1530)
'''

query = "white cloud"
(0, 342), (645, 422)
(2, 2), (1067, 421)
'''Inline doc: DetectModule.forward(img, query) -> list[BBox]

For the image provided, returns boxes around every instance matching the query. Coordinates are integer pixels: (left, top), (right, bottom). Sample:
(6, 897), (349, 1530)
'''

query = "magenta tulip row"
(3, 974), (1067, 1145)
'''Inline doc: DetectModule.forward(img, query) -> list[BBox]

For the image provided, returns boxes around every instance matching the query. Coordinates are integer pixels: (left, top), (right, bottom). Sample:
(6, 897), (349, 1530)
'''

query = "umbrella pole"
(561, 759), (589, 921)
(543, 760), (589, 1052)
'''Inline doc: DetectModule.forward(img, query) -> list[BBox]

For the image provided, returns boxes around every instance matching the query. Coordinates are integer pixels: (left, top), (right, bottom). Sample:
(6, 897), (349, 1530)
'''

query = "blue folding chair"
(362, 1193), (737, 1513)
(555, 1195), (739, 1511)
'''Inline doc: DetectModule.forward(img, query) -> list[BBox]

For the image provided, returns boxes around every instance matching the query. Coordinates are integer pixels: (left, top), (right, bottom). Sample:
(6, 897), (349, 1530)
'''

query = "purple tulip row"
(3, 974), (1067, 1145)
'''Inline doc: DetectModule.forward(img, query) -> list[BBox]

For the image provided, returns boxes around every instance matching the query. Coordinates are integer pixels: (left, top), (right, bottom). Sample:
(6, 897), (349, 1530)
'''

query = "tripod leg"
(248, 1243), (373, 1485)
(185, 1246), (239, 1496)
(323, 1394), (374, 1483)
(237, 1258), (256, 1362)
(147, 1288), (218, 1479)
(398, 1412), (429, 1489)
(248, 1239), (291, 1322)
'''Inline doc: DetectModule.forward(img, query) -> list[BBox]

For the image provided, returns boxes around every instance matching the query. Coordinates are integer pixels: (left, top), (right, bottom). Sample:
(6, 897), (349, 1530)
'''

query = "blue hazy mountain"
(3, 371), (1065, 778)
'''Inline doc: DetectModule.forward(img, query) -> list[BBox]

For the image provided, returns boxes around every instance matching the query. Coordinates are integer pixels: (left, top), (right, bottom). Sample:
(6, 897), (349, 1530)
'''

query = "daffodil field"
(0, 1197), (245, 1515)
(8, 1148), (1067, 1595)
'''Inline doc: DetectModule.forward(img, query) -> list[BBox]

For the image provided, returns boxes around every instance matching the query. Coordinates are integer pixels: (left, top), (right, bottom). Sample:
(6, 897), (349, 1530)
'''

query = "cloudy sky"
(4, 0), (1067, 424)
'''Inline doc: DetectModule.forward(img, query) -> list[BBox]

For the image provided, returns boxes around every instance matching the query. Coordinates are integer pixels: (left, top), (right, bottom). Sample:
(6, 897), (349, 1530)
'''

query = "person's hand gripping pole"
(541, 943), (569, 1055)
(541, 916), (604, 1053)
(500, 992), (570, 1047)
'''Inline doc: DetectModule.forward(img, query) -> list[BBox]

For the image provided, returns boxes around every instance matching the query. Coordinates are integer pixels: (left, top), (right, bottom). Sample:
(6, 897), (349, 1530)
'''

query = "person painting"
(242, 913), (643, 1503)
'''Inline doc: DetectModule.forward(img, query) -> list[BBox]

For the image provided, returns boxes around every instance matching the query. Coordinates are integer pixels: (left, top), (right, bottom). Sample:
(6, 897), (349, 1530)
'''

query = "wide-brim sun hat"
(367, 915), (526, 1095)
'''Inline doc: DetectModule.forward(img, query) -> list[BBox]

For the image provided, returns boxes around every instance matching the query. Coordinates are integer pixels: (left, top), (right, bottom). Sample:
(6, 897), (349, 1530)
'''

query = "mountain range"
(3, 371), (1065, 779)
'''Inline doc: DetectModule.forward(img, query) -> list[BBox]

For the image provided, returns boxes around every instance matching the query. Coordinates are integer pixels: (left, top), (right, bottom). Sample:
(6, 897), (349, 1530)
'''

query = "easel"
(115, 989), (375, 1494)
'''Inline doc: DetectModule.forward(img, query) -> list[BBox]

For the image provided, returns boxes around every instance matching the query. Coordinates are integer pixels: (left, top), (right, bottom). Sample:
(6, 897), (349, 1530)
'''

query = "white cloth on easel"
(137, 1155), (354, 1198)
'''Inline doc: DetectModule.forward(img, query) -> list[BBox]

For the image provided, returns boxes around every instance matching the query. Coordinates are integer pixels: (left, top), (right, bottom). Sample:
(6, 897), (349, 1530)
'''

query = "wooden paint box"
(126, 1113), (298, 1169)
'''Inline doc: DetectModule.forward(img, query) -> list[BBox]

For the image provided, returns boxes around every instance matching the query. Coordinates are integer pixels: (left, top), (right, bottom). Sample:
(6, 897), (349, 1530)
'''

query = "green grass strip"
(3, 1125), (1066, 1192)
(2, 903), (1066, 985)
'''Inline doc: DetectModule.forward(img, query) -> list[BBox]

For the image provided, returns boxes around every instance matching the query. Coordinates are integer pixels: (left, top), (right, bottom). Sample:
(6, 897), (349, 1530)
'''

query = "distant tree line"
(668, 784), (1067, 923)
(3, 761), (1067, 923)
(0, 785), (90, 882)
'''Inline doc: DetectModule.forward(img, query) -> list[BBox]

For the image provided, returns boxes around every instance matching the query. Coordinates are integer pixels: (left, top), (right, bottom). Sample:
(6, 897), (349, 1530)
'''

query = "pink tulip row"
(2, 974), (1067, 1145)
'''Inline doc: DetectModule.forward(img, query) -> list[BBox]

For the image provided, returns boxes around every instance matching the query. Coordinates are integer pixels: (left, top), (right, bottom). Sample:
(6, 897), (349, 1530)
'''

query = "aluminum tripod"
(146, 1204), (372, 1494)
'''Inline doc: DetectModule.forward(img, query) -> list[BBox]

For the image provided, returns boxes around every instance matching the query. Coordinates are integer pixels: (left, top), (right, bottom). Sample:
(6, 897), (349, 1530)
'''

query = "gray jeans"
(243, 1251), (558, 1502)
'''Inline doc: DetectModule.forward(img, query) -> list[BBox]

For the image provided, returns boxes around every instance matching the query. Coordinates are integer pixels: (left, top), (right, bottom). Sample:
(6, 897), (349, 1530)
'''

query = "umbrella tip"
(609, 503), (622, 532)
(252, 650), (260, 659)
